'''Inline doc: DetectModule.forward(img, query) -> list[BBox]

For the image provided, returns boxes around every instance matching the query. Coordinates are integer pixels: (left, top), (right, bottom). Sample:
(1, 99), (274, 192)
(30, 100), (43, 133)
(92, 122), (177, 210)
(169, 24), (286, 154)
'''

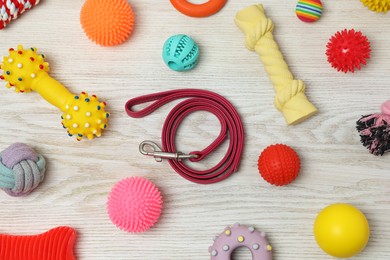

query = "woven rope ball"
(0, 143), (46, 196)
(80, 0), (135, 46)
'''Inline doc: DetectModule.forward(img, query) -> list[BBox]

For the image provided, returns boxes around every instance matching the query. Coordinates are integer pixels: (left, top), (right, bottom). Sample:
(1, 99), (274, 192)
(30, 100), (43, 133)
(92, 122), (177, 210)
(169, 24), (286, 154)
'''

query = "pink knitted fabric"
(0, 0), (40, 30)
(107, 177), (163, 232)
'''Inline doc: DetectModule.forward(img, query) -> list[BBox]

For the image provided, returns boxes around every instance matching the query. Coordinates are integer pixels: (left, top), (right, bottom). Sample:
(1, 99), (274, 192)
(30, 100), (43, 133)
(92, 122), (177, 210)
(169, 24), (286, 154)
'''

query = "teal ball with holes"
(162, 34), (199, 72)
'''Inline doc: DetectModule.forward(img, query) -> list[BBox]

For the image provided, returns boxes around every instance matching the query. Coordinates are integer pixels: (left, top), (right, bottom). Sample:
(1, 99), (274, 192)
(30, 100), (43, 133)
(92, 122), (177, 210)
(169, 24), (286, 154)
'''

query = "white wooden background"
(0, 0), (389, 259)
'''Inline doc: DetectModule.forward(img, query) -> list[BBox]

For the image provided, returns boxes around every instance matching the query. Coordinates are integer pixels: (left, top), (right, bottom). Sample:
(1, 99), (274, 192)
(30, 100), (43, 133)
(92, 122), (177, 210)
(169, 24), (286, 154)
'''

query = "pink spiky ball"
(107, 177), (163, 232)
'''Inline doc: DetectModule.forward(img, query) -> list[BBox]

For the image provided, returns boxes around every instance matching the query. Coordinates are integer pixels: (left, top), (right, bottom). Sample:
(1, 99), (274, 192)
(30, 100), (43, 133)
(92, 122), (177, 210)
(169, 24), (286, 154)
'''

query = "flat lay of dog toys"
(209, 223), (272, 260)
(356, 100), (390, 155)
(0, 0), (40, 30)
(258, 144), (300, 186)
(235, 4), (317, 125)
(0, 226), (77, 260)
(107, 176), (163, 233)
(0, 45), (109, 141)
(80, 0), (135, 46)
(361, 0), (390, 13)
(126, 89), (244, 184)
(295, 0), (323, 23)
(0, 143), (45, 196)
(170, 0), (227, 17)
(326, 29), (371, 73)
(314, 203), (370, 258)
(162, 34), (199, 72)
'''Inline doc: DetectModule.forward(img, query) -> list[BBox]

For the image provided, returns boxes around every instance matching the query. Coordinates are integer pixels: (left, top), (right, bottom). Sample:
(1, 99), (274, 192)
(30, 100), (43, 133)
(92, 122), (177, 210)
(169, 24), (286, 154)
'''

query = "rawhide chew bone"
(0, 143), (45, 196)
(356, 100), (390, 155)
(235, 4), (317, 125)
(0, 226), (77, 260)
(0, 0), (40, 30)
(209, 223), (272, 260)
(0, 45), (109, 141)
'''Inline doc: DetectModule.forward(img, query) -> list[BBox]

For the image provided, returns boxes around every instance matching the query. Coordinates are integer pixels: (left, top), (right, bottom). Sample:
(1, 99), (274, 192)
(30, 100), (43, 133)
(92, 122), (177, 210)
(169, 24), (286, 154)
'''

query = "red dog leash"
(125, 89), (244, 184)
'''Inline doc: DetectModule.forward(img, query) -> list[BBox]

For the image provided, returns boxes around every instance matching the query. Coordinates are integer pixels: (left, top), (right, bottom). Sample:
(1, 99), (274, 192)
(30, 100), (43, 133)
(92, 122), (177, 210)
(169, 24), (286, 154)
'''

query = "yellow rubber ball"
(314, 203), (370, 258)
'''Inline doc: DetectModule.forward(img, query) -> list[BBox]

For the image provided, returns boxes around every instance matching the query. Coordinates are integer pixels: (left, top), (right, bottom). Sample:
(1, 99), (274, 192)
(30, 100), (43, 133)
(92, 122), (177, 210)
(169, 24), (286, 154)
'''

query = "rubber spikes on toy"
(0, 45), (109, 141)
(235, 4), (317, 125)
(0, 226), (76, 260)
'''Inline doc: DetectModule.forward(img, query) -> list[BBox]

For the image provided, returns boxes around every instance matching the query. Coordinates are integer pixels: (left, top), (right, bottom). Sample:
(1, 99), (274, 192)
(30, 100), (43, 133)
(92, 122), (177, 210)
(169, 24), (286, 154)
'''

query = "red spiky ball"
(326, 29), (371, 73)
(258, 144), (301, 186)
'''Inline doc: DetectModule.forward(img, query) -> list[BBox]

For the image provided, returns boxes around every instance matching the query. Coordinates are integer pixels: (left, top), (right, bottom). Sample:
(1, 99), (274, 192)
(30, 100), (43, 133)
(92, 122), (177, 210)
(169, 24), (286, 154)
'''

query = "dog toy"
(0, 45), (109, 141)
(162, 34), (199, 72)
(356, 100), (390, 155)
(209, 223), (272, 260)
(170, 0), (227, 17)
(0, 0), (40, 30)
(126, 89), (244, 184)
(235, 4), (317, 125)
(295, 0), (323, 23)
(326, 29), (371, 73)
(0, 226), (77, 260)
(80, 0), (135, 46)
(257, 144), (300, 186)
(107, 176), (163, 233)
(0, 143), (45, 196)
(361, 0), (389, 13)
(314, 203), (370, 258)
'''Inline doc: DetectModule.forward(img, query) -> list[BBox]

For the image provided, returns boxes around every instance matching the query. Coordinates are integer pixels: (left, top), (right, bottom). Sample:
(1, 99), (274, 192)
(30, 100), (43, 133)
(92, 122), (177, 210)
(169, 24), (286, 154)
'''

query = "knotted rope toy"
(0, 226), (76, 260)
(0, 0), (40, 29)
(235, 4), (317, 125)
(0, 45), (109, 141)
(356, 100), (390, 155)
(0, 143), (45, 196)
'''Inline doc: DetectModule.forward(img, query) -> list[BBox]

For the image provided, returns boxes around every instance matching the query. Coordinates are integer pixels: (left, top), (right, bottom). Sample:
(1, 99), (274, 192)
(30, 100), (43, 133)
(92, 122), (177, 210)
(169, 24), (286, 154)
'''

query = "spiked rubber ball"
(326, 29), (371, 73)
(361, 0), (389, 13)
(258, 144), (301, 186)
(107, 177), (163, 233)
(80, 0), (135, 46)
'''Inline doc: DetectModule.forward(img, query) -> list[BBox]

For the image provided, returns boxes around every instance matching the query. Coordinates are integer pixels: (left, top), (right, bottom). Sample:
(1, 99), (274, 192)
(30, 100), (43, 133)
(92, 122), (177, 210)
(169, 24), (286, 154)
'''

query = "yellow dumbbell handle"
(32, 72), (73, 112)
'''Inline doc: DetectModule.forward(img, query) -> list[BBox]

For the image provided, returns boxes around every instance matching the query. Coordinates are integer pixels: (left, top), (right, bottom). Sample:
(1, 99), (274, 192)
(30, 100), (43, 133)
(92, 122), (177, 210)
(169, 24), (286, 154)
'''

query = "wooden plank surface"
(0, 0), (389, 259)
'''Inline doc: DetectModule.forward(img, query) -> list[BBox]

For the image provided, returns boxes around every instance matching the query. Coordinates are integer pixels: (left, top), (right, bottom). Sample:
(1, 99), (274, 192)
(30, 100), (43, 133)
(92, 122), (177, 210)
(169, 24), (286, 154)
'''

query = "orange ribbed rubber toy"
(80, 0), (135, 47)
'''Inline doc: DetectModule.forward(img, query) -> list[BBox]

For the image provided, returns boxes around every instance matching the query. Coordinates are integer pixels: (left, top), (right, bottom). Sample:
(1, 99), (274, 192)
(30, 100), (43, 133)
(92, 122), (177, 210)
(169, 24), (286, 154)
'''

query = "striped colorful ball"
(296, 0), (323, 23)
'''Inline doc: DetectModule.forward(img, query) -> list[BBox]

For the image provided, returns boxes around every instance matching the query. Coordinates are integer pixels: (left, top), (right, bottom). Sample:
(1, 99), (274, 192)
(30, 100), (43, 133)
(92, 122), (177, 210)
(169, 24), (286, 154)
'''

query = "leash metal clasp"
(139, 141), (198, 162)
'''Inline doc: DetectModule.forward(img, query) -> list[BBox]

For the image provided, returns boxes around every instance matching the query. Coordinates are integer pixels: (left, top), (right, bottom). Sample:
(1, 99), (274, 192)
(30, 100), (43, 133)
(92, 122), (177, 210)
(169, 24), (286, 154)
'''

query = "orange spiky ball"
(80, 0), (135, 47)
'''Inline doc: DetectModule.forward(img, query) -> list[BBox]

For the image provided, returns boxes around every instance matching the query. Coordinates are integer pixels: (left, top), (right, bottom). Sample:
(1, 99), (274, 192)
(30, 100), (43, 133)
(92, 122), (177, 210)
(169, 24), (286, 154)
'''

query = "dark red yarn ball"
(258, 144), (301, 186)
(326, 29), (371, 73)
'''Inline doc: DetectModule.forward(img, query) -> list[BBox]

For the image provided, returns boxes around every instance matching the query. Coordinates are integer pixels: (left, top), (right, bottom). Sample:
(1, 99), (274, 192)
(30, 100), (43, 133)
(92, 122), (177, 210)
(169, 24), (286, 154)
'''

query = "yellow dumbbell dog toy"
(0, 45), (109, 141)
